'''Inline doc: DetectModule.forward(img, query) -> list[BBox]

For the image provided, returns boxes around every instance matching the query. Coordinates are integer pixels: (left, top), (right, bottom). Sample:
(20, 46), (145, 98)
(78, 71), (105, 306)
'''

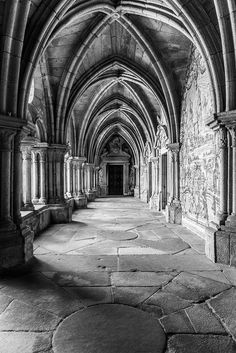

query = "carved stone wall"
(180, 46), (220, 227)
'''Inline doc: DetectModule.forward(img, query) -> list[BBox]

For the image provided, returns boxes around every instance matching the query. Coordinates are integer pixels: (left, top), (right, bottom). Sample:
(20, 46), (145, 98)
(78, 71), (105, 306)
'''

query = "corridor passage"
(1, 198), (236, 353)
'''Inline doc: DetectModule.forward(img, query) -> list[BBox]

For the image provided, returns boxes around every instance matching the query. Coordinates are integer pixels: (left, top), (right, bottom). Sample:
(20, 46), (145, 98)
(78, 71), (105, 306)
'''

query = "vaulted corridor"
(1, 197), (236, 352)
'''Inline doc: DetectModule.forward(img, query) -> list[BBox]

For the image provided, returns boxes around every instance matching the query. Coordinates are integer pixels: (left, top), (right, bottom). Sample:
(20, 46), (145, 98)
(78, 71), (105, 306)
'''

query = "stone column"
(0, 129), (17, 231)
(123, 163), (129, 195)
(64, 157), (67, 198)
(39, 149), (47, 204)
(32, 150), (39, 204)
(218, 126), (228, 223)
(149, 156), (160, 210)
(72, 158), (77, 197)
(74, 157), (87, 208)
(134, 165), (140, 198)
(86, 163), (95, 201)
(48, 144), (72, 223)
(21, 138), (35, 210)
(66, 157), (73, 198)
(0, 118), (34, 269)
(226, 126), (236, 225)
(166, 143), (182, 224)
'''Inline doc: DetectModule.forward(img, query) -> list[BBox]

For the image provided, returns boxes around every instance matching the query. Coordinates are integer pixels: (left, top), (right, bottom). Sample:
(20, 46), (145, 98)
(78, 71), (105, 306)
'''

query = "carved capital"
(21, 146), (32, 160)
(219, 126), (228, 149)
(228, 126), (236, 148)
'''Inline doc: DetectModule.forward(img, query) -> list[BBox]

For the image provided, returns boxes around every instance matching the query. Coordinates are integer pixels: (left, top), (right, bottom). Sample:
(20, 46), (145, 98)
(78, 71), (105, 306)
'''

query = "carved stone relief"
(180, 46), (220, 226)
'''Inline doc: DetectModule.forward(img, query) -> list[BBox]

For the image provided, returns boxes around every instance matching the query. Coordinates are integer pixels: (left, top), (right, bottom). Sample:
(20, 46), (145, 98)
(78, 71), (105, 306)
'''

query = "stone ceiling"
(21, 0), (226, 162)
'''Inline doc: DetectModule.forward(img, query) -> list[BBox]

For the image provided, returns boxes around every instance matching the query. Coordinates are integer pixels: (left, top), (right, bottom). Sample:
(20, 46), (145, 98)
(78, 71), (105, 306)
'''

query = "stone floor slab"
(0, 293), (12, 314)
(43, 271), (110, 287)
(160, 311), (195, 333)
(64, 287), (113, 306)
(185, 303), (226, 334)
(53, 304), (166, 353)
(1, 273), (84, 318)
(166, 334), (236, 353)
(111, 271), (175, 287)
(0, 332), (52, 353)
(146, 289), (193, 315)
(113, 286), (159, 306)
(0, 300), (60, 331)
(209, 287), (236, 339)
(164, 272), (231, 302)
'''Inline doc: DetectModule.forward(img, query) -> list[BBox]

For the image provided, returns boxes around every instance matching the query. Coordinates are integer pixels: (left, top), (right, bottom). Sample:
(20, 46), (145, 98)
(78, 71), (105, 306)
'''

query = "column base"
(134, 187), (139, 198)
(49, 203), (72, 223)
(86, 191), (95, 202)
(149, 195), (160, 211)
(21, 203), (34, 211)
(214, 225), (236, 266)
(0, 225), (34, 271)
(74, 195), (88, 209)
(166, 200), (182, 224)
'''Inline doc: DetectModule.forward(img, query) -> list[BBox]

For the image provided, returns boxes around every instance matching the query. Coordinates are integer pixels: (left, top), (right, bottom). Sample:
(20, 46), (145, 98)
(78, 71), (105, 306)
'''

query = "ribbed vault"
(0, 0), (233, 166)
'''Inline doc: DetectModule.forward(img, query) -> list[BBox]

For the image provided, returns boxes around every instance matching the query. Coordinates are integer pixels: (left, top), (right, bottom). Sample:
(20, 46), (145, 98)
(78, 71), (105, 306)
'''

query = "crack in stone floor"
(1, 197), (236, 352)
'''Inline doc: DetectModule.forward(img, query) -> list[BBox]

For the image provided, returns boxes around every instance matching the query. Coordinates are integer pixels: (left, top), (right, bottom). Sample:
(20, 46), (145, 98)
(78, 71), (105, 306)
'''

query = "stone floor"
(1, 197), (236, 352)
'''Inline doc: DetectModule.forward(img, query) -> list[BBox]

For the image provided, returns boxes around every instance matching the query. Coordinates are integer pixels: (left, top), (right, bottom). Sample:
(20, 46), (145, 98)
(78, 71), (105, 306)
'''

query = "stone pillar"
(0, 117), (34, 269)
(149, 156), (160, 210)
(32, 150), (39, 204)
(226, 126), (236, 225)
(39, 149), (47, 204)
(134, 165), (140, 198)
(21, 138), (35, 210)
(66, 157), (73, 198)
(0, 129), (17, 231)
(165, 143), (182, 224)
(86, 163), (95, 201)
(72, 158), (77, 197)
(64, 157), (67, 198)
(48, 145), (72, 223)
(74, 157), (87, 208)
(123, 163), (129, 195)
(218, 126), (228, 223)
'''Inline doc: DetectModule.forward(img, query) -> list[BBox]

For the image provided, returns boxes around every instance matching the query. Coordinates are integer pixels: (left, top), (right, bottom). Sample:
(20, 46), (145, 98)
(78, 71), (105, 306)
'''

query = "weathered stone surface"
(0, 332), (52, 353)
(0, 300), (60, 331)
(64, 287), (112, 306)
(146, 289), (193, 314)
(99, 230), (138, 241)
(209, 288), (236, 339)
(139, 303), (163, 319)
(1, 273), (84, 317)
(215, 231), (230, 264)
(111, 271), (175, 287)
(34, 254), (118, 272)
(187, 270), (230, 284)
(135, 238), (190, 254)
(185, 303), (225, 334)
(43, 271), (110, 286)
(230, 233), (236, 266)
(119, 254), (219, 272)
(53, 304), (166, 353)
(166, 334), (236, 353)
(0, 293), (12, 314)
(160, 311), (195, 333)
(113, 287), (159, 306)
(164, 272), (230, 302)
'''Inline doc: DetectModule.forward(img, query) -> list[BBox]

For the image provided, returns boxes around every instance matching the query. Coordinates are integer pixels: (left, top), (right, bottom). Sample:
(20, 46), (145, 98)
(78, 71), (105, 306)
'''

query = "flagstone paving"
(1, 197), (236, 353)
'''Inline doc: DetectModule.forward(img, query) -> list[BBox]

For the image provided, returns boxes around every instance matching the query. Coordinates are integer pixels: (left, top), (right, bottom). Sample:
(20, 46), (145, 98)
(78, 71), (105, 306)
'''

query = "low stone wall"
(21, 200), (74, 239)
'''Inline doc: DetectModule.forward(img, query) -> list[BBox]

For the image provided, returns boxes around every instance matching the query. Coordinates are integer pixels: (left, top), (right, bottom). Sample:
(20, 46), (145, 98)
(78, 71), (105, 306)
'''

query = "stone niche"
(98, 136), (135, 196)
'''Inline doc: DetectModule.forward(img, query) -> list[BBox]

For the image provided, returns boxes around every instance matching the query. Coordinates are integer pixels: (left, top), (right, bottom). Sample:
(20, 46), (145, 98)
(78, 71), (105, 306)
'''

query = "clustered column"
(21, 138), (34, 210)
